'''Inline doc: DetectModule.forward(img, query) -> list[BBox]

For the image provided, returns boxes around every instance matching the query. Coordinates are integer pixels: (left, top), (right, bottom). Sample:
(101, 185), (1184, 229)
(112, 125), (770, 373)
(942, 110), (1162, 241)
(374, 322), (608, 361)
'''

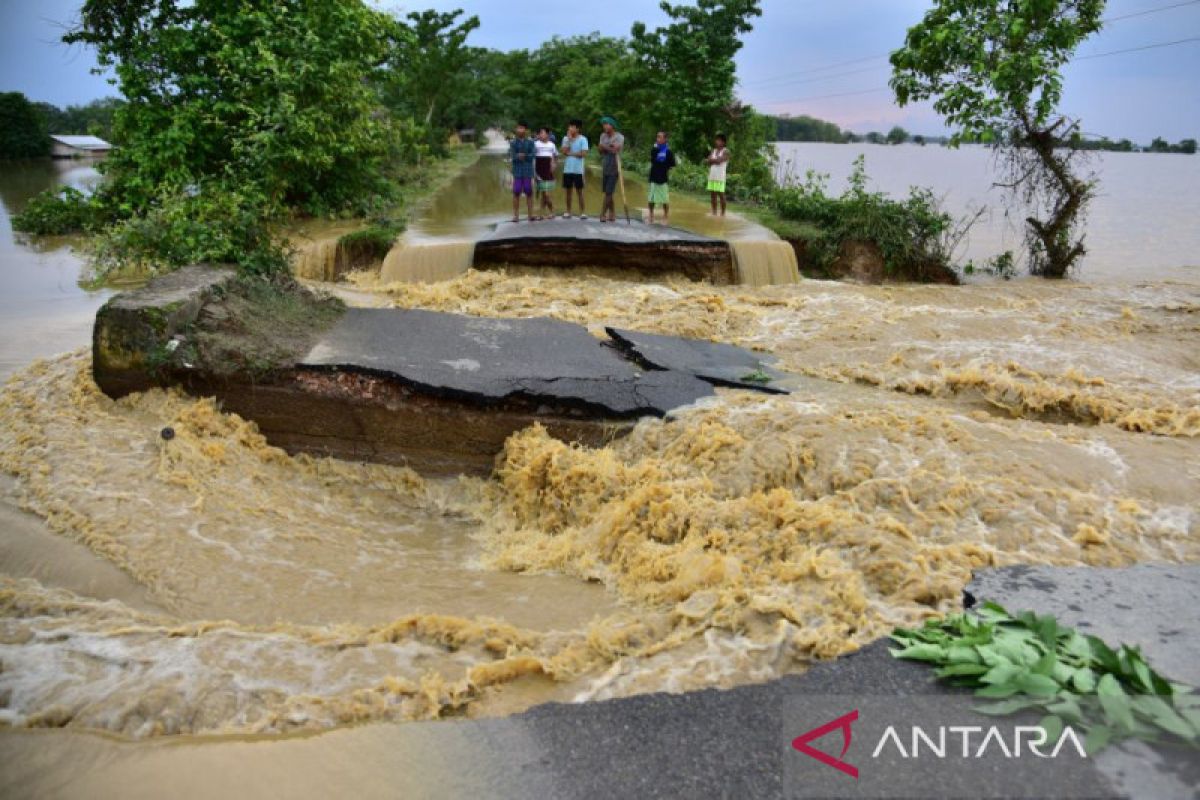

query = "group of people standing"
(508, 116), (731, 225)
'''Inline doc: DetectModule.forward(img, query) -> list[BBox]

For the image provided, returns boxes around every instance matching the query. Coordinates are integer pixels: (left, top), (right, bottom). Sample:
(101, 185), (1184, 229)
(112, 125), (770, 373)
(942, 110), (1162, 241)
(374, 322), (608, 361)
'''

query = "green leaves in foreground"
(890, 602), (1200, 755)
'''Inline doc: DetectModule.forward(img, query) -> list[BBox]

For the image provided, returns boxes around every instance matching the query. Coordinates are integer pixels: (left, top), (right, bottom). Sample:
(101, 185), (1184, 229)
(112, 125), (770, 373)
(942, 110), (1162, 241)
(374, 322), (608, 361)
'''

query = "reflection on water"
(404, 154), (776, 243)
(775, 141), (1200, 282)
(0, 160), (112, 380)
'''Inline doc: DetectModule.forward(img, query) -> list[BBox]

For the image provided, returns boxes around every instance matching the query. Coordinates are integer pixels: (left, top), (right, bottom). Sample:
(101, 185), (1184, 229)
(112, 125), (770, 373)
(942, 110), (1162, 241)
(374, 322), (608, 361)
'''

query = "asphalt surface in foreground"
(1, 565), (1196, 799)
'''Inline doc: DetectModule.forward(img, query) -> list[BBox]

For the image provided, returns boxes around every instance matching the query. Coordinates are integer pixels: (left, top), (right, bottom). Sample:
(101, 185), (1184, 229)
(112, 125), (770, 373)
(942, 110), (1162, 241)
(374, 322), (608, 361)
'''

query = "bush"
(768, 156), (964, 281)
(11, 187), (100, 235)
(90, 184), (289, 281)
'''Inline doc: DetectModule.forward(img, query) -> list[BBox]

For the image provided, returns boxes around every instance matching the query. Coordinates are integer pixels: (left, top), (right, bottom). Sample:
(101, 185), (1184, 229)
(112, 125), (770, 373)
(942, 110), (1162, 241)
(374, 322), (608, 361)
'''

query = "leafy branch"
(891, 602), (1200, 755)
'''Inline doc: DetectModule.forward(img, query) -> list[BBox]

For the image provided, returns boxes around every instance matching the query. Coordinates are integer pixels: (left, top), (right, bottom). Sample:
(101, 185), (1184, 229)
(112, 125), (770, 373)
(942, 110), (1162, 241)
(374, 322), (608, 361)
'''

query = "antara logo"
(792, 710), (860, 778)
(792, 710), (1087, 779)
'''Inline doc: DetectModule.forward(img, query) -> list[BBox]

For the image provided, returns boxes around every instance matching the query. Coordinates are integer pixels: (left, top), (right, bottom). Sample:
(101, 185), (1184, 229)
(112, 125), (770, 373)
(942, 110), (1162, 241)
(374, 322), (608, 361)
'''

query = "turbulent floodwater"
(2, 272), (1198, 740)
(0, 152), (1198, 787)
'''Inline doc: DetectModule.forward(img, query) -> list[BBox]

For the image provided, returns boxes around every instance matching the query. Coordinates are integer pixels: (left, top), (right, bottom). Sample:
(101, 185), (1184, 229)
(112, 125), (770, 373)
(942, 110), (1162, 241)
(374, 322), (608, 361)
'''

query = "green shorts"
(537, 179), (555, 193)
(706, 180), (726, 194)
(647, 182), (670, 204)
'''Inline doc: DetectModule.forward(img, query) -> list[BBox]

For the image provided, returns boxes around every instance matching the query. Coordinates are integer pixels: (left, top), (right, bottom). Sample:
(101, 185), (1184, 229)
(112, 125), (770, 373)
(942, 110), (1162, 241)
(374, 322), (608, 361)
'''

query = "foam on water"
(1, 269), (1198, 738)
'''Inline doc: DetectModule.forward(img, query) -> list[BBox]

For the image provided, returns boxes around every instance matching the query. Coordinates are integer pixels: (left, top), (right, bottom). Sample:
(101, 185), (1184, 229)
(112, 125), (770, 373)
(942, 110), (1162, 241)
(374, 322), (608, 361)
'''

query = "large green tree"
(0, 92), (50, 160)
(630, 0), (763, 161)
(382, 9), (481, 151)
(66, 0), (396, 216)
(890, 0), (1106, 278)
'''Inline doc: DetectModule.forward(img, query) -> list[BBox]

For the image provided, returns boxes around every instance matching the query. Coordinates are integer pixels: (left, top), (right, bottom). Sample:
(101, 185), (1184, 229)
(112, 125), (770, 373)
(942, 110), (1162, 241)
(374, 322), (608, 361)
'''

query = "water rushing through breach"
(0, 149), (1197, 784)
(365, 153), (798, 285)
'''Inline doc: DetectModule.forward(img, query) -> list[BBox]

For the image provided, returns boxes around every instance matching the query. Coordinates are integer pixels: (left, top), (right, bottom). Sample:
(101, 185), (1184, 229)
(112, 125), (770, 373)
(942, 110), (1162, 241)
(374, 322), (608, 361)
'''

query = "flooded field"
(0, 149), (1197, 784)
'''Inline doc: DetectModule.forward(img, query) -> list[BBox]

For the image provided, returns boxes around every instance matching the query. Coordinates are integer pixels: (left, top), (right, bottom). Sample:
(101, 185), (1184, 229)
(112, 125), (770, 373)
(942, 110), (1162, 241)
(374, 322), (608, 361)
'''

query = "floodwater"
(296, 152), (801, 287)
(775, 141), (1200, 283)
(0, 160), (110, 380)
(1, 147), (1198, 795)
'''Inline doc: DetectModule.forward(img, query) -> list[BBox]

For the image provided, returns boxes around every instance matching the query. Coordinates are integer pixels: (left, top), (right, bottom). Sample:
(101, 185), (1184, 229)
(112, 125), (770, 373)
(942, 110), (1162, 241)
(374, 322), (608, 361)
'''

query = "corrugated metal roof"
(50, 135), (112, 150)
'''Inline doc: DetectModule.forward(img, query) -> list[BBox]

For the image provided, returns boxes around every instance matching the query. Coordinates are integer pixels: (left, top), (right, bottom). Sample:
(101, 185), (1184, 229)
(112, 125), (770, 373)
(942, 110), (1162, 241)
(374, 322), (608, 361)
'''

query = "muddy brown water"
(0, 150), (1198, 794)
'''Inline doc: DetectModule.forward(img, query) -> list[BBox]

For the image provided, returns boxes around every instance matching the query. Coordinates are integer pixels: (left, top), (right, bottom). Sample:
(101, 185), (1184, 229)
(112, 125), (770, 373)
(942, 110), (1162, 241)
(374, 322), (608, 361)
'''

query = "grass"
(179, 274), (345, 378)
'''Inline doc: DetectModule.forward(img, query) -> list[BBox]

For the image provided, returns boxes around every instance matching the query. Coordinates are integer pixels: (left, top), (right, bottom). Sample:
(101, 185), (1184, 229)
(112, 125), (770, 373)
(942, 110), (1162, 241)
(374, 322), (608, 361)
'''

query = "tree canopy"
(890, 0), (1107, 278)
(0, 93), (51, 160)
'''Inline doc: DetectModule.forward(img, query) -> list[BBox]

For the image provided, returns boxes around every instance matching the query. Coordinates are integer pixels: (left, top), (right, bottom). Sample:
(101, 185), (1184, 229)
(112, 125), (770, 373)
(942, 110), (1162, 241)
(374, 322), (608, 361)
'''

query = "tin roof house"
(50, 135), (112, 158)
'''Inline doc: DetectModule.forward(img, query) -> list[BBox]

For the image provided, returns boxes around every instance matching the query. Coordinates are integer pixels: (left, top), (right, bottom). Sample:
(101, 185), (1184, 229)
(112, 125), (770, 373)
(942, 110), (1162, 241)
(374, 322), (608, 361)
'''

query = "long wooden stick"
(616, 154), (631, 225)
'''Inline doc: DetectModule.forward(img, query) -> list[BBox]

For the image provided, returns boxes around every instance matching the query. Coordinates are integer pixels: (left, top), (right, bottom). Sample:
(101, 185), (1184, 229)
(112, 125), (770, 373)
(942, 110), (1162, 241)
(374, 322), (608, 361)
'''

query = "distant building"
(50, 135), (112, 158)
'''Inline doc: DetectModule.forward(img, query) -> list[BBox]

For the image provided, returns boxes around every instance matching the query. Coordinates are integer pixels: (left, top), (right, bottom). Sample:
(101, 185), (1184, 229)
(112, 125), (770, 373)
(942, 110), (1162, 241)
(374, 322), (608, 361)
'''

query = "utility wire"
(1074, 35), (1200, 59)
(757, 36), (1198, 106)
(741, 0), (1200, 91)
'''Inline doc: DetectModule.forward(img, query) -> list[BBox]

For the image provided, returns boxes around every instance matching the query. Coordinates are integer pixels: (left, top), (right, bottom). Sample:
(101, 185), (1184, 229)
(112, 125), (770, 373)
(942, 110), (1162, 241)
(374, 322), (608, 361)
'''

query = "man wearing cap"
(597, 116), (624, 223)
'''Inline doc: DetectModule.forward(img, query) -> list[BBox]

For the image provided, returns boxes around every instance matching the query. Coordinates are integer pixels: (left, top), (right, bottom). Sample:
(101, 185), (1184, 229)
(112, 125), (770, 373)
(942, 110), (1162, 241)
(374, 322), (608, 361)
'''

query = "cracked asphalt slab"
(300, 307), (786, 417)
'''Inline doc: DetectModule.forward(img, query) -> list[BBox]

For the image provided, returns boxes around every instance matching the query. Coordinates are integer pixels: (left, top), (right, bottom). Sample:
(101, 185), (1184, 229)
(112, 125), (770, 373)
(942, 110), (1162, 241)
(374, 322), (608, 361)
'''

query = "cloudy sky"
(2, 0), (1197, 142)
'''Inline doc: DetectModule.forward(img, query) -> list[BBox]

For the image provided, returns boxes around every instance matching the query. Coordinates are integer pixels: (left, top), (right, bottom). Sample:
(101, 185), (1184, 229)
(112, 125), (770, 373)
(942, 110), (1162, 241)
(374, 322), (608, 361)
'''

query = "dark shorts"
(563, 172), (584, 190)
(512, 176), (533, 196)
(602, 173), (618, 195)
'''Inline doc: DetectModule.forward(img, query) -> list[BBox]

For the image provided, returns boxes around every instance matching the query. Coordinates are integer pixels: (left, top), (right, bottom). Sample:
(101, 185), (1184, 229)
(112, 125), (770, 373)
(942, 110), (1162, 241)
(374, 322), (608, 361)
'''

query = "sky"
(2, 0), (1197, 143)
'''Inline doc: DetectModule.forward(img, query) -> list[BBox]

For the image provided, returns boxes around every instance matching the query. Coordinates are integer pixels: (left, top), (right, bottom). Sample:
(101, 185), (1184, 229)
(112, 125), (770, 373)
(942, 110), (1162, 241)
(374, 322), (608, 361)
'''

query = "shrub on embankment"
(766, 156), (963, 283)
(624, 151), (965, 283)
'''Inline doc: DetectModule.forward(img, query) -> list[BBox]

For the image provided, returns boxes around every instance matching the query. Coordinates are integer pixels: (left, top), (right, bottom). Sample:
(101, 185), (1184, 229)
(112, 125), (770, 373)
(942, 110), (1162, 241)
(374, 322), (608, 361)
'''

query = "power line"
(759, 87), (891, 106)
(745, 63), (891, 92)
(1075, 35), (1200, 59)
(1105, 0), (1200, 23)
(741, 55), (888, 88)
(741, 0), (1200, 92)
(757, 36), (1198, 106)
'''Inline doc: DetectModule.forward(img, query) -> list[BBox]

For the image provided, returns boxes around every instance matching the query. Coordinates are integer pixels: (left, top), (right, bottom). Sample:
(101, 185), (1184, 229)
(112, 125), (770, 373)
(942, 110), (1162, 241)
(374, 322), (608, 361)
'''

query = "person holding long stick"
(597, 115), (624, 224)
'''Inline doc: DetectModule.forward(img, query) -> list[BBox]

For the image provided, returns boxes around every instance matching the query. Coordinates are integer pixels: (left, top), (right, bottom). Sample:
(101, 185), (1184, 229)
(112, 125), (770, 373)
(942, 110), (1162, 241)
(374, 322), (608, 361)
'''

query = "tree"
(772, 114), (848, 143)
(630, 0), (763, 161)
(865, 131), (885, 144)
(887, 125), (910, 145)
(914, 134), (927, 146)
(1179, 138), (1197, 155)
(890, 0), (1106, 278)
(0, 92), (50, 160)
(66, 0), (396, 217)
(1148, 136), (1171, 153)
(382, 9), (481, 151)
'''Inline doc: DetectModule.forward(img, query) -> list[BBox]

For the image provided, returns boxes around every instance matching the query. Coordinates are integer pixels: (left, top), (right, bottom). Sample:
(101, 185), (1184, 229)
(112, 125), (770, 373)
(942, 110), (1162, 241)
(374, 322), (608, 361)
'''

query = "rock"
(473, 219), (736, 284)
(605, 327), (790, 393)
(93, 264), (237, 396)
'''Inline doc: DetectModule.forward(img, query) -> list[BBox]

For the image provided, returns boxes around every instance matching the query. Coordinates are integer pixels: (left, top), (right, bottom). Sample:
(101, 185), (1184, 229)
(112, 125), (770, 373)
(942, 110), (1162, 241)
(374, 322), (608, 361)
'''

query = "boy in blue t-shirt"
(510, 121), (536, 222)
(559, 118), (589, 219)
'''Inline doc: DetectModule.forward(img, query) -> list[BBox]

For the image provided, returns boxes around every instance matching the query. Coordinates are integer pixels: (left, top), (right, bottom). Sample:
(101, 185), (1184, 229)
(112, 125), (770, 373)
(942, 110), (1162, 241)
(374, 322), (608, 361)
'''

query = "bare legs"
(709, 191), (726, 216)
(512, 192), (534, 222)
(564, 186), (585, 217)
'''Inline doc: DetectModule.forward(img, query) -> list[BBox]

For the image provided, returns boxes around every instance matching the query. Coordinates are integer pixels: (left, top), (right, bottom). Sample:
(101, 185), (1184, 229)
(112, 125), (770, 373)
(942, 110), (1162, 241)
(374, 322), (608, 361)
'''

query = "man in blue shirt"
(510, 121), (536, 223)
(559, 118), (589, 219)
